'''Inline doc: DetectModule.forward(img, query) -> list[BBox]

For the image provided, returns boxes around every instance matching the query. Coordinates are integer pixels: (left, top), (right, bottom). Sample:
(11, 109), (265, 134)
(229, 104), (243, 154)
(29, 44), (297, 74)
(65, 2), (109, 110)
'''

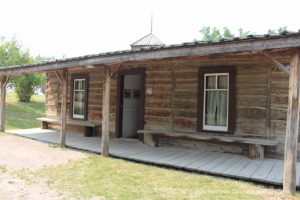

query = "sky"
(0, 0), (299, 58)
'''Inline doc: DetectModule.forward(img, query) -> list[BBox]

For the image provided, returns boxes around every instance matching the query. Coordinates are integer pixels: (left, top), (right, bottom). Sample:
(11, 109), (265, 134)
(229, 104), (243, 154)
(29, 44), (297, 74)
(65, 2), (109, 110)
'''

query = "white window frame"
(203, 73), (229, 132)
(73, 78), (86, 119)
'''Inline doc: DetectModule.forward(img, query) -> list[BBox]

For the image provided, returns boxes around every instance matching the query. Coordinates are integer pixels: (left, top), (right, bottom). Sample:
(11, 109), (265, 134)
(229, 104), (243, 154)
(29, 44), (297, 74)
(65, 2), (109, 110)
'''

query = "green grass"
(0, 165), (7, 173)
(3, 93), (300, 199)
(25, 155), (274, 200)
(6, 92), (45, 130)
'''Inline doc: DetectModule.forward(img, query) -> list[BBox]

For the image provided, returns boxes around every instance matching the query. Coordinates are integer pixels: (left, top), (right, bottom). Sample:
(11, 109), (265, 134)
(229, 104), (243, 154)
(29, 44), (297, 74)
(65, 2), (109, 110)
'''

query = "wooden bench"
(137, 129), (279, 160)
(37, 117), (101, 137)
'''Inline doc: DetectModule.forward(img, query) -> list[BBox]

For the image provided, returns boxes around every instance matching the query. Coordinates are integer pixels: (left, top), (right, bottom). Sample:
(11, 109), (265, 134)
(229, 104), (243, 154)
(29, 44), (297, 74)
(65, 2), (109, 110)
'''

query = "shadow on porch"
(7, 128), (300, 188)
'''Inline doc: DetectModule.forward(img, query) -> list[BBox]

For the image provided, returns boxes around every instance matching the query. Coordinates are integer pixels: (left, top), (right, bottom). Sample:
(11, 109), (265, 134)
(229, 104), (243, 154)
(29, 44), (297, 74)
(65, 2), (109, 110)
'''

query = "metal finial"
(151, 13), (153, 33)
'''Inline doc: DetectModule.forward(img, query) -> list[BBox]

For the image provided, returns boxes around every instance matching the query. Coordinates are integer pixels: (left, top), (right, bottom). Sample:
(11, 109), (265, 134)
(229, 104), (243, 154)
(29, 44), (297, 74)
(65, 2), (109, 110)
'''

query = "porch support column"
(101, 66), (110, 157)
(60, 70), (68, 147)
(0, 76), (9, 132)
(283, 48), (300, 193)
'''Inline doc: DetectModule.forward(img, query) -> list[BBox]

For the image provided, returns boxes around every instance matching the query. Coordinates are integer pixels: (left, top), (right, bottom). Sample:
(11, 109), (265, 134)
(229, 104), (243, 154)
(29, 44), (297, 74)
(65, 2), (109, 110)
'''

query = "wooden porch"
(7, 128), (300, 187)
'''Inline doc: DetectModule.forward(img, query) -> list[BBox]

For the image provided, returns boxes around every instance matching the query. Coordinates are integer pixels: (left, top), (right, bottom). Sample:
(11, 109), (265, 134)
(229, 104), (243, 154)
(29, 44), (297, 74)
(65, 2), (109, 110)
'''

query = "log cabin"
(1, 31), (300, 192)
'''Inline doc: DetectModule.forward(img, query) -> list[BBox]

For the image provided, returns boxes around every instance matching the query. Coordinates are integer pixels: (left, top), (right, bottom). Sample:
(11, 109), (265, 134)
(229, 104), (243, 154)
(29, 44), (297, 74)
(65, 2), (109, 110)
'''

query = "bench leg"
(249, 144), (264, 160)
(42, 121), (48, 129)
(84, 127), (93, 137)
(144, 134), (158, 147)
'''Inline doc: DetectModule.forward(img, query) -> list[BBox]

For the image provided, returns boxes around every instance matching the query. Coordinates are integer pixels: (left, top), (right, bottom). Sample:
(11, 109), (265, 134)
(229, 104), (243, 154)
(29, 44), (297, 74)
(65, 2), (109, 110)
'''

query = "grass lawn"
(3, 92), (300, 199)
(6, 92), (45, 129)
(21, 154), (289, 200)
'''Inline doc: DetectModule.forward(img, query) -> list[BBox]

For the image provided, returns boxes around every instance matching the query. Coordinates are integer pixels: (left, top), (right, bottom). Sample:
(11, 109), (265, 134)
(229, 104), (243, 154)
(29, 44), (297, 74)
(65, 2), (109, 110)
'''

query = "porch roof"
(1, 31), (300, 75)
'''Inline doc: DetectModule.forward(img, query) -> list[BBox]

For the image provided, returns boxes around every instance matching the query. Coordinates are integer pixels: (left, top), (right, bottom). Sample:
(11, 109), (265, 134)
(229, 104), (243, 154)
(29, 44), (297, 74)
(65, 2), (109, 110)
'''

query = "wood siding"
(45, 53), (294, 158)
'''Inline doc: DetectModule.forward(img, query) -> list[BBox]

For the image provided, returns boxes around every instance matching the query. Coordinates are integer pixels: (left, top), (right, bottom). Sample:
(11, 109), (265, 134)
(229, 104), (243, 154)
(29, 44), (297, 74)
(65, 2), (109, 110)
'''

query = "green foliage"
(11, 75), (44, 102)
(200, 26), (252, 41)
(0, 37), (33, 66)
(0, 37), (48, 102)
(268, 26), (288, 35)
(238, 28), (252, 37)
(200, 26), (290, 41)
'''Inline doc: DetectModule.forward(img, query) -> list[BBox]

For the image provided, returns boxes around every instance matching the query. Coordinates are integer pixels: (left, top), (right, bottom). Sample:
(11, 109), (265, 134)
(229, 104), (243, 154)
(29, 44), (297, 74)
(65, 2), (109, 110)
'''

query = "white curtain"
(205, 75), (227, 127)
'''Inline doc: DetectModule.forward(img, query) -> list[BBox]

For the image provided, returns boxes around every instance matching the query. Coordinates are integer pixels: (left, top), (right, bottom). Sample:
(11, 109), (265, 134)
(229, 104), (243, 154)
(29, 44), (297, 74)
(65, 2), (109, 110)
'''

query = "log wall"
(45, 53), (294, 158)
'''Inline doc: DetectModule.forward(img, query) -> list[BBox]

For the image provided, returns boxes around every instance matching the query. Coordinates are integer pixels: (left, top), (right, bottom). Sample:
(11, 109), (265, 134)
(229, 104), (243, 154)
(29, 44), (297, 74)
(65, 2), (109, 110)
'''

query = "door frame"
(115, 68), (146, 138)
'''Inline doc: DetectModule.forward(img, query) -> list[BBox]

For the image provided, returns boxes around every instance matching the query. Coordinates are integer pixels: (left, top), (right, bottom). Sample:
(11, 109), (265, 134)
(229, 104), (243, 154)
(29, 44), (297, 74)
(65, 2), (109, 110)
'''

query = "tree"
(268, 26), (288, 35)
(0, 37), (43, 102)
(11, 74), (44, 102)
(199, 26), (252, 41)
(200, 26), (290, 41)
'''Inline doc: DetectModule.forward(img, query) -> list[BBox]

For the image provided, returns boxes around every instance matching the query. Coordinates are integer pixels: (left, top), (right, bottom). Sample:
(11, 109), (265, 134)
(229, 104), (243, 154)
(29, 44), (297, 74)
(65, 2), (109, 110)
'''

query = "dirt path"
(0, 135), (85, 200)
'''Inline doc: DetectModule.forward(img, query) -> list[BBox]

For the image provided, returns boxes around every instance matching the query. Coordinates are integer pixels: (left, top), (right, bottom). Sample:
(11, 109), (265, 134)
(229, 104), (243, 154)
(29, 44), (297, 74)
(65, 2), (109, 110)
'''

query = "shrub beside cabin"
(1, 31), (300, 192)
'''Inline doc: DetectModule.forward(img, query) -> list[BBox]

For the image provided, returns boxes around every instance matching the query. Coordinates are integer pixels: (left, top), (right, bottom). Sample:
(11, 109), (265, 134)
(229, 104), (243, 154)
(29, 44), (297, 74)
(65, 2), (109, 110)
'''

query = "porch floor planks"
(149, 147), (189, 163)
(265, 160), (284, 184)
(7, 128), (300, 187)
(186, 152), (223, 169)
(235, 159), (262, 179)
(171, 150), (206, 167)
(198, 153), (233, 172)
(210, 155), (243, 174)
(137, 147), (184, 163)
(221, 157), (250, 176)
(251, 159), (277, 181)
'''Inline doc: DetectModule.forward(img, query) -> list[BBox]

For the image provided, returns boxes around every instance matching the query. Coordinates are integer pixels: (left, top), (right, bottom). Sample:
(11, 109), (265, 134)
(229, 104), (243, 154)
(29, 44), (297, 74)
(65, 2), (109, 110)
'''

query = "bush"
(11, 74), (45, 102)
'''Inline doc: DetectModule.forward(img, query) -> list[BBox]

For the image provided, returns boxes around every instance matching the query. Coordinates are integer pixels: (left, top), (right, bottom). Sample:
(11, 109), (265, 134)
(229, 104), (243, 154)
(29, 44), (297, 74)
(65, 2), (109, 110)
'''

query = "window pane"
(78, 80), (85, 90)
(74, 91), (85, 116)
(74, 81), (79, 90)
(74, 80), (85, 90)
(206, 76), (215, 89)
(218, 75), (228, 89)
(205, 91), (227, 126)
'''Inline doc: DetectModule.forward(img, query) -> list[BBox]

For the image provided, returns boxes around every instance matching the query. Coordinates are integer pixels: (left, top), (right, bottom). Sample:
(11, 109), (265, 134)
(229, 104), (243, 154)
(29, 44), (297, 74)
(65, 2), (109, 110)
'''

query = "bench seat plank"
(137, 129), (279, 146)
(37, 117), (101, 127)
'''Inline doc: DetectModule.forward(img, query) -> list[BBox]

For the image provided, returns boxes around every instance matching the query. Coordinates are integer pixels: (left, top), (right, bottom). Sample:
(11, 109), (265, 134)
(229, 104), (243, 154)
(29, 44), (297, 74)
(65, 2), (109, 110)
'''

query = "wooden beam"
(261, 51), (290, 74)
(1, 35), (300, 75)
(101, 66), (110, 157)
(59, 70), (68, 147)
(0, 76), (9, 132)
(54, 71), (62, 85)
(109, 63), (124, 79)
(283, 48), (300, 193)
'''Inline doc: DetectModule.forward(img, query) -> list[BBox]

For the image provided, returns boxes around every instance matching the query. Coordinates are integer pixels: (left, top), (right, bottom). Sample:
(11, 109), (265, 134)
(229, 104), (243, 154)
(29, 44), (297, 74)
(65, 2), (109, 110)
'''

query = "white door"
(122, 74), (141, 138)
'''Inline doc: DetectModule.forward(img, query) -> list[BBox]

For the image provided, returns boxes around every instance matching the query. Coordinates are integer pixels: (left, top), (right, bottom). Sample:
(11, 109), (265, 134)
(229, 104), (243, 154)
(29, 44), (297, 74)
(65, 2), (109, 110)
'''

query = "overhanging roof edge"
(1, 33), (300, 75)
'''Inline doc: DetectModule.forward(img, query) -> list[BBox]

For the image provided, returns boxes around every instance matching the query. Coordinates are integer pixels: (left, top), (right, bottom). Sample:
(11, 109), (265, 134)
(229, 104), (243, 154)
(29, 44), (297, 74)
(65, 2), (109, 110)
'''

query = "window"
(198, 67), (235, 133)
(71, 74), (88, 120)
(204, 74), (229, 131)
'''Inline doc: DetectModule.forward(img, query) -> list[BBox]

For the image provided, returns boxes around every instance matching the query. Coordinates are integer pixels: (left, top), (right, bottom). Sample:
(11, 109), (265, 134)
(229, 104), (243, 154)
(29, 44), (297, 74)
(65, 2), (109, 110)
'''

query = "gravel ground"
(0, 135), (85, 200)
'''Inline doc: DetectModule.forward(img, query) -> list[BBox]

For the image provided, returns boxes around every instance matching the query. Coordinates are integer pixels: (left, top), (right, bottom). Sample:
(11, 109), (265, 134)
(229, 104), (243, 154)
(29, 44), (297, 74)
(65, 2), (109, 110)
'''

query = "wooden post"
(0, 76), (9, 132)
(101, 66), (110, 157)
(60, 70), (68, 147)
(283, 48), (300, 193)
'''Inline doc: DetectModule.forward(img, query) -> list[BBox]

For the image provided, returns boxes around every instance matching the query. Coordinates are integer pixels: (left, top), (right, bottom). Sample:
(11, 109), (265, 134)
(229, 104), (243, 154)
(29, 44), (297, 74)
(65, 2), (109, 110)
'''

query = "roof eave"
(1, 34), (300, 76)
